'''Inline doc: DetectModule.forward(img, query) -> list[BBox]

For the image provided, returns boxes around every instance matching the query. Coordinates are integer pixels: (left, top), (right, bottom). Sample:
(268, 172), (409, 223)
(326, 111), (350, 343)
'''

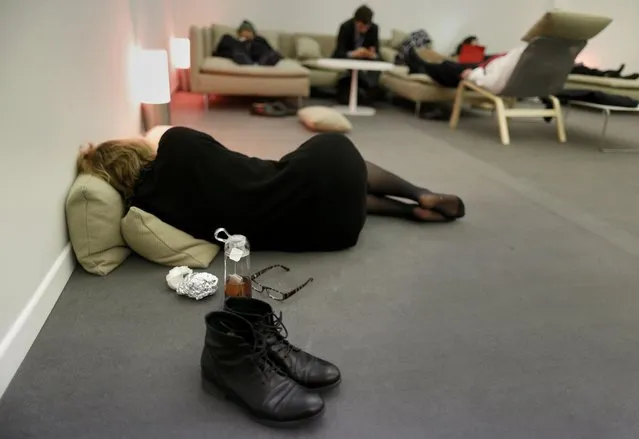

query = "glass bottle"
(214, 228), (252, 298)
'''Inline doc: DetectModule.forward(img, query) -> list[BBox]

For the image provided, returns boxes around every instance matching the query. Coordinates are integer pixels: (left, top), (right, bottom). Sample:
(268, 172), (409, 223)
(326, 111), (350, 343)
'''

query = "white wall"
(169, 0), (553, 54)
(168, 0), (635, 69)
(553, 0), (639, 71)
(0, 0), (146, 396)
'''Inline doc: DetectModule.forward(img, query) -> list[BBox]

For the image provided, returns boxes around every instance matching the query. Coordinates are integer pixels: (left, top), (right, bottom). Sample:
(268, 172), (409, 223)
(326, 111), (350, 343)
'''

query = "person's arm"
(254, 35), (272, 51)
(467, 67), (484, 84)
(334, 22), (352, 58)
(370, 24), (381, 59)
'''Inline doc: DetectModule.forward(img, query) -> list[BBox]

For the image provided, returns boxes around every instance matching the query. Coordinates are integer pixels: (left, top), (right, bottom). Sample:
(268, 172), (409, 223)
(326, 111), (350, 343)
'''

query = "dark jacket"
(332, 18), (380, 59)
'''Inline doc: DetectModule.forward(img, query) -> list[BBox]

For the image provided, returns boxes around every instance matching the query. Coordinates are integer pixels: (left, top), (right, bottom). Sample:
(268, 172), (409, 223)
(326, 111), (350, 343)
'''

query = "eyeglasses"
(250, 264), (313, 301)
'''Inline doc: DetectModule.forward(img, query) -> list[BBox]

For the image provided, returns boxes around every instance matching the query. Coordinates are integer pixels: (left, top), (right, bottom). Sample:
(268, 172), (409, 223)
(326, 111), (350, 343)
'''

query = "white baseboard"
(0, 243), (75, 398)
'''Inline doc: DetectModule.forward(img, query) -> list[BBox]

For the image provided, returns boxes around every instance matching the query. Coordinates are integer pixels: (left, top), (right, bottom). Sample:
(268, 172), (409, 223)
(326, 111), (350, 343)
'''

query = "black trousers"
(406, 49), (477, 88)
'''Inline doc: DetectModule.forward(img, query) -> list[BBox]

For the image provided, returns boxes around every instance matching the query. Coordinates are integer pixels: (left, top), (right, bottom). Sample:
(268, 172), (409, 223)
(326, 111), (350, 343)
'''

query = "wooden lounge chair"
(450, 10), (612, 145)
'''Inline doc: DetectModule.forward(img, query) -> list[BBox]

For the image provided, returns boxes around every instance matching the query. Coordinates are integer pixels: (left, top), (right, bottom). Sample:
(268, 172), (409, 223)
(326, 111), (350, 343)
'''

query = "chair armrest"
(461, 80), (497, 98)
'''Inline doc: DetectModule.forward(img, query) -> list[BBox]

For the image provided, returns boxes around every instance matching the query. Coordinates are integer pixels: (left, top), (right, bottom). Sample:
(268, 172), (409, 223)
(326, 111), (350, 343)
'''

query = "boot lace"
(256, 312), (301, 359)
(246, 334), (288, 383)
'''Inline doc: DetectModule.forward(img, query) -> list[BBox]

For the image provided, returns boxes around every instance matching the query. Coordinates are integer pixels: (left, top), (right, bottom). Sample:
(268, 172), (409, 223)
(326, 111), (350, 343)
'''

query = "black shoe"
(224, 297), (342, 391)
(201, 311), (325, 426)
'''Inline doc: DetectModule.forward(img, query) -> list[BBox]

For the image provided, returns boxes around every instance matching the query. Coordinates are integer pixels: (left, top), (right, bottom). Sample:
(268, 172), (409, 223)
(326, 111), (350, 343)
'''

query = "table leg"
(349, 69), (359, 113)
(332, 69), (376, 116)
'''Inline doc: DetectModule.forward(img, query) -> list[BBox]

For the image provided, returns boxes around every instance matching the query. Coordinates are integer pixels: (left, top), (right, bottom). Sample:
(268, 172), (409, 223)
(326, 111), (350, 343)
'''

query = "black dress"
(131, 127), (368, 252)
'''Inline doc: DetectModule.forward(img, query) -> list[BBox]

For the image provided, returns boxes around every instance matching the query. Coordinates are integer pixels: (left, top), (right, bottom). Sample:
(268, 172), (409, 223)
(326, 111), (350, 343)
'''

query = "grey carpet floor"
(2, 95), (639, 439)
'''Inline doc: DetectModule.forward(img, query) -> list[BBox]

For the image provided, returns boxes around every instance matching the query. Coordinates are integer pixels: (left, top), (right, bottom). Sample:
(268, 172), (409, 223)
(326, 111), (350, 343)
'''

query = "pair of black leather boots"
(201, 297), (341, 427)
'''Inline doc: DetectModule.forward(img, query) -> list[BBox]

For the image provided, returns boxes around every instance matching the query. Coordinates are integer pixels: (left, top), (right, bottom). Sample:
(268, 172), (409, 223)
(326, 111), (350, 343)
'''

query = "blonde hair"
(77, 138), (156, 201)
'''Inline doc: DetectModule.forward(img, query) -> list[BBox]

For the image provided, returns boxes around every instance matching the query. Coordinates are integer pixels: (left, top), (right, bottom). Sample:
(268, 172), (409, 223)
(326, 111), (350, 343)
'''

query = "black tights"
(365, 161), (431, 218)
(405, 48), (477, 88)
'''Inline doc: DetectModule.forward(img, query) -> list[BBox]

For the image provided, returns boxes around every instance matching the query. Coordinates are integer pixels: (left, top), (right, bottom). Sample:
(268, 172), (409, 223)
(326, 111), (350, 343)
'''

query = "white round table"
(315, 58), (394, 116)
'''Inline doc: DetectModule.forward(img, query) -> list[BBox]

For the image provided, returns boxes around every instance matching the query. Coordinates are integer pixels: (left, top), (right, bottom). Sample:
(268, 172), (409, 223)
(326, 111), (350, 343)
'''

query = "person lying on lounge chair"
(452, 35), (499, 61)
(214, 20), (282, 66)
(405, 44), (527, 93)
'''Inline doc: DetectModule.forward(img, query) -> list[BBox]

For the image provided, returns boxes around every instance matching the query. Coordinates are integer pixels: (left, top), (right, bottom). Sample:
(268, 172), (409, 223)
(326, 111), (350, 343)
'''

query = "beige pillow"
(390, 29), (409, 49)
(121, 207), (219, 268)
(380, 47), (398, 63)
(296, 36), (322, 60)
(522, 10), (612, 42)
(66, 174), (130, 276)
(298, 106), (352, 133)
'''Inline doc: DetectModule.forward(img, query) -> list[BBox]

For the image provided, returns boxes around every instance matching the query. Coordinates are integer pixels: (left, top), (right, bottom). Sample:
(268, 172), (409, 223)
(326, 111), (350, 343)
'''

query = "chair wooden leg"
(449, 83), (465, 129)
(494, 98), (510, 145)
(549, 95), (567, 143)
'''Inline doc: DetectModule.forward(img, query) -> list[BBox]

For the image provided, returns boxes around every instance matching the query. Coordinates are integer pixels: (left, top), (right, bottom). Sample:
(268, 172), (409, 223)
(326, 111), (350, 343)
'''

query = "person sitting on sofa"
(405, 43), (527, 93)
(333, 4), (380, 60)
(77, 127), (465, 253)
(214, 20), (282, 66)
(332, 5), (383, 105)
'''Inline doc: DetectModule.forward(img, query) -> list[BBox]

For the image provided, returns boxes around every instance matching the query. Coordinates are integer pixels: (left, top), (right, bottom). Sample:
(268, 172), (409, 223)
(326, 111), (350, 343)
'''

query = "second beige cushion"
(121, 207), (219, 268)
(298, 106), (353, 133)
(66, 174), (130, 276)
(296, 36), (322, 60)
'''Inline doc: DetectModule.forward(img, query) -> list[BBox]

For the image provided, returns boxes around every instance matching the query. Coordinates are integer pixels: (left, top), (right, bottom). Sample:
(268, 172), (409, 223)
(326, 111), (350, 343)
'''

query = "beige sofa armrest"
(189, 26), (205, 71)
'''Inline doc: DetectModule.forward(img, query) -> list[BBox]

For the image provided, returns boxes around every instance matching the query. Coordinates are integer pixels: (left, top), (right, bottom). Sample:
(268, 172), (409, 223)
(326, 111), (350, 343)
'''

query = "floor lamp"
(171, 37), (191, 92)
(138, 49), (171, 132)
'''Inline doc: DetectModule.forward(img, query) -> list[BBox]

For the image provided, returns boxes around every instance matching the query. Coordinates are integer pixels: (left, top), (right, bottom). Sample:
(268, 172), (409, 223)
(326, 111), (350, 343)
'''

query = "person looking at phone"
(333, 4), (380, 60)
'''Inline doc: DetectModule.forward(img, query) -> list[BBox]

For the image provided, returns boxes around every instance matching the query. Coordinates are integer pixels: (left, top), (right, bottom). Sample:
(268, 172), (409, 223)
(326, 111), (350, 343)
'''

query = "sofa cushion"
(296, 36), (322, 60)
(121, 207), (219, 268)
(567, 74), (639, 90)
(298, 106), (352, 133)
(384, 66), (437, 85)
(66, 174), (130, 276)
(200, 57), (309, 77)
(385, 65), (411, 79)
(380, 47), (398, 63)
(390, 29), (409, 49)
(408, 73), (437, 85)
(522, 10), (612, 42)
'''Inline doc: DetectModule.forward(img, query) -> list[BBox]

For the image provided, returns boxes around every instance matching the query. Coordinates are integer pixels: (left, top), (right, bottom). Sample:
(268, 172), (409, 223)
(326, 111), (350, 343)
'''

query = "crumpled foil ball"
(166, 266), (218, 300)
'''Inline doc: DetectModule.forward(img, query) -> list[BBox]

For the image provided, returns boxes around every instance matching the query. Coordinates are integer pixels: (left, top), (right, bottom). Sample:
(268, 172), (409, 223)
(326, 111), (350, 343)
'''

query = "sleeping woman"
(77, 126), (465, 252)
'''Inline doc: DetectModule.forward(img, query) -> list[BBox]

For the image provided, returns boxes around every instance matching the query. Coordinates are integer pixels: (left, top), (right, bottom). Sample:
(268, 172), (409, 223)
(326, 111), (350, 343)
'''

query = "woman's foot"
(412, 207), (451, 222)
(418, 193), (465, 219)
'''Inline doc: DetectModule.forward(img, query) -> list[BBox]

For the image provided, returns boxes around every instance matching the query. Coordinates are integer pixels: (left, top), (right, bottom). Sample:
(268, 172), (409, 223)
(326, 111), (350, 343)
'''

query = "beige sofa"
(189, 24), (311, 101)
(565, 75), (639, 99)
(189, 24), (396, 102)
